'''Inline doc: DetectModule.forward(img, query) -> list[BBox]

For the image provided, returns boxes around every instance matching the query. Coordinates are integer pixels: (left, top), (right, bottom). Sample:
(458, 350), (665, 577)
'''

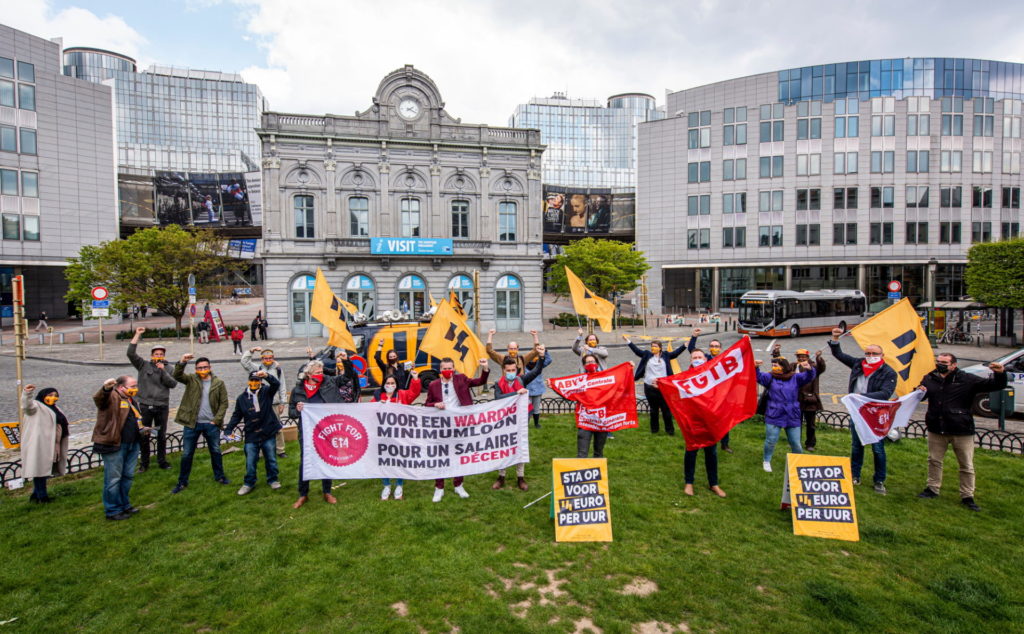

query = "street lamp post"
(928, 258), (938, 338)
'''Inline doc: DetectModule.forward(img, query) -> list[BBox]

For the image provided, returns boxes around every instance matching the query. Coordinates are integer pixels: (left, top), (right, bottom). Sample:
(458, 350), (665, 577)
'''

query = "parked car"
(961, 348), (1024, 417)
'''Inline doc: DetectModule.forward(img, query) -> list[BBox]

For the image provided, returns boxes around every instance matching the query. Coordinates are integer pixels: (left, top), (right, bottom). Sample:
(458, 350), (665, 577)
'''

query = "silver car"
(961, 348), (1024, 417)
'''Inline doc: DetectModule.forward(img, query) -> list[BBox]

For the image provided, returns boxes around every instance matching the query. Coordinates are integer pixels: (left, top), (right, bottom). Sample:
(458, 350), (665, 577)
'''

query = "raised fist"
(255, 371), (267, 378)
(24, 384), (35, 393)
(181, 353), (194, 363)
(693, 327), (702, 336)
(479, 358), (488, 367)
(577, 328), (584, 336)
(488, 329), (497, 336)
(754, 360), (763, 367)
(831, 328), (844, 339)
(103, 378), (117, 389)
(251, 346), (262, 353)
(135, 327), (146, 335)
(410, 370), (419, 380)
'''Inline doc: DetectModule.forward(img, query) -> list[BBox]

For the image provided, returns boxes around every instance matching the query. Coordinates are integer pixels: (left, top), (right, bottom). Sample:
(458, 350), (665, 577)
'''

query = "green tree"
(966, 238), (1024, 338)
(64, 225), (246, 330)
(548, 238), (650, 299)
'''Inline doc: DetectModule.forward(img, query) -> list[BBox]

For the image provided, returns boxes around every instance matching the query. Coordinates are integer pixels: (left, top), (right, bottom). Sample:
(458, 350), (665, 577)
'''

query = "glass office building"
(63, 47), (136, 83)
(509, 92), (663, 188)
(638, 58), (1024, 313)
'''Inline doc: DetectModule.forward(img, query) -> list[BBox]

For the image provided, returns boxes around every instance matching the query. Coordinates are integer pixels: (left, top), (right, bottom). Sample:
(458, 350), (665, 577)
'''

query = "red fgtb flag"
(549, 362), (638, 432)
(657, 337), (758, 449)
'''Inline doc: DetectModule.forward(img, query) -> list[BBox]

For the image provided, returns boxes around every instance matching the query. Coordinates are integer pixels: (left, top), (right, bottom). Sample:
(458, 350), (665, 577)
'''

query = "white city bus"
(738, 289), (868, 337)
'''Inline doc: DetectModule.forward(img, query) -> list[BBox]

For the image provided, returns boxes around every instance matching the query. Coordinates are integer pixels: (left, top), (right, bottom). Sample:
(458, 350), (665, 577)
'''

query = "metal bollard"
(79, 333), (85, 343)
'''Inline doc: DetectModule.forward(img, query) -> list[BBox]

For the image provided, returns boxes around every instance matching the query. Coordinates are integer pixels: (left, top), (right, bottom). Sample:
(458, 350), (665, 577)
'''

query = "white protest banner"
(841, 389), (925, 445)
(300, 394), (530, 480)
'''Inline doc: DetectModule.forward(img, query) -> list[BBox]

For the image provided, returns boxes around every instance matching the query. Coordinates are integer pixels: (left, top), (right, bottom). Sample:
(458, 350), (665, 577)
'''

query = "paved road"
(2, 325), (1016, 462)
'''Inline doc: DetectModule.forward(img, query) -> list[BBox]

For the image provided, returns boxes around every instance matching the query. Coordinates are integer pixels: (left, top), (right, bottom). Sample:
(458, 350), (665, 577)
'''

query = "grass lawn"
(2, 416), (1023, 633)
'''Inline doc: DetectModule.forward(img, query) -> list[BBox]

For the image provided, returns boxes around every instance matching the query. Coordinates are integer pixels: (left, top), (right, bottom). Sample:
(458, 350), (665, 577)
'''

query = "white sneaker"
(394, 485), (403, 500)
(381, 485), (392, 500)
(237, 485), (253, 495)
(432, 488), (444, 503)
(454, 485), (470, 499)
(269, 481), (281, 490)
(762, 461), (772, 473)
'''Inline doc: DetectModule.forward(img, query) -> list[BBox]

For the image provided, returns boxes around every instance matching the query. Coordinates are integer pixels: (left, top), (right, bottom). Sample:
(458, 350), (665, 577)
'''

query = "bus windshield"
(739, 301), (773, 327)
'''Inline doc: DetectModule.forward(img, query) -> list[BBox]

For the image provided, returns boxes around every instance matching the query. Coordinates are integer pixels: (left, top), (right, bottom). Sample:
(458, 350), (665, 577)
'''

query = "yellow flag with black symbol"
(420, 298), (486, 377)
(448, 291), (465, 317)
(338, 297), (359, 316)
(564, 267), (615, 332)
(311, 268), (357, 351)
(849, 298), (934, 396)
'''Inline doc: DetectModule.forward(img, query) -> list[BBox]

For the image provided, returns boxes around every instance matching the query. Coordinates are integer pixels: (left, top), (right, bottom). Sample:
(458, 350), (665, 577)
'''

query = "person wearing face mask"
(92, 375), (147, 520)
(688, 328), (732, 452)
(756, 357), (817, 473)
(20, 385), (69, 503)
(289, 360), (344, 508)
(572, 328), (609, 371)
(373, 370), (422, 500)
(171, 354), (229, 494)
(916, 353), (1006, 511)
(425, 357), (490, 502)
(329, 348), (361, 403)
(829, 328), (897, 494)
(678, 350), (727, 497)
(490, 355), (549, 491)
(623, 335), (688, 435)
(375, 340), (410, 390)
(224, 370), (283, 496)
(794, 349), (826, 452)
(241, 346), (289, 457)
(486, 328), (541, 374)
(524, 344), (553, 429)
(127, 327), (178, 472)
(548, 353), (614, 459)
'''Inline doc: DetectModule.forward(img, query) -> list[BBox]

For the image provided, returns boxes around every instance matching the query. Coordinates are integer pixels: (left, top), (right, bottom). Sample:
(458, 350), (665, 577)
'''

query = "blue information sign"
(888, 292), (901, 299)
(370, 238), (453, 256)
(92, 300), (110, 308)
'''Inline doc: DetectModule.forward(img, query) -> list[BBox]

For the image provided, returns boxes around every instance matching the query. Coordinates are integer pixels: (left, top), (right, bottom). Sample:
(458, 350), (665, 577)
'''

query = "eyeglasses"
(443, 384), (450, 395)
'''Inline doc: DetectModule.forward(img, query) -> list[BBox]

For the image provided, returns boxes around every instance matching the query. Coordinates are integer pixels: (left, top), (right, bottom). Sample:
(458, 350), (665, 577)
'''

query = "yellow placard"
(552, 458), (613, 542)
(0, 421), (20, 450)
(782, 454), (859, 542)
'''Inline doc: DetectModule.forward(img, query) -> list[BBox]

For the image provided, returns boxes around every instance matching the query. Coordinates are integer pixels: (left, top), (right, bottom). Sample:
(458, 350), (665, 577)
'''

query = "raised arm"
(827, 339), (859, 369)
(240, 348), (260, 372)
(466, 359), (490, 388)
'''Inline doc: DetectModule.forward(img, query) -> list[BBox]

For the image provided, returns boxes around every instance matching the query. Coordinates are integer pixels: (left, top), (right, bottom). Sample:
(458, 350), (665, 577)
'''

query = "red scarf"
(303, 375), (323, 398)
(498, 375), (532, 412)
(861, 358), (885, 377)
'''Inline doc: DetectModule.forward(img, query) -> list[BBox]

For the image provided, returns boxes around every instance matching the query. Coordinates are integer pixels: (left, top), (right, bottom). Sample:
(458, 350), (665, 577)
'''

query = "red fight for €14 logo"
(312, 414), (369, 467)
(858, 401), (902, 436)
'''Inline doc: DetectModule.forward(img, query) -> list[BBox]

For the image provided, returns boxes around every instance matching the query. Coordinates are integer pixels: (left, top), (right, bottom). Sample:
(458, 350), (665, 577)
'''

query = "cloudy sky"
(6, 0), (1024, 125)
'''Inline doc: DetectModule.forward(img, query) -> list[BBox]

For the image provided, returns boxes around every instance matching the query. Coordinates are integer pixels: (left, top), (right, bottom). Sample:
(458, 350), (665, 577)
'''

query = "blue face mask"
(505, 372), (517, 381)
(691, 358), (706, 367)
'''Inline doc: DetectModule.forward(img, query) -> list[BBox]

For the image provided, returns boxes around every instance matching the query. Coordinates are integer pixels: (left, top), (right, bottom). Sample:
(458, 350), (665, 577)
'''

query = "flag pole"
(522, 490), (552, 509)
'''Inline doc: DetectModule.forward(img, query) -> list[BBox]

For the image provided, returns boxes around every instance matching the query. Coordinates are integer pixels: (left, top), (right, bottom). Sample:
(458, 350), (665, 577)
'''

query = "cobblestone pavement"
(2, 300), (1018, 461)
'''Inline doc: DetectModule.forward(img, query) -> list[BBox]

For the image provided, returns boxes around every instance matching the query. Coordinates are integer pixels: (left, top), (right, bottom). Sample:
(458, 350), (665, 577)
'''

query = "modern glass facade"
(638, 58), (1024, 313)
(63, 52), (266, 174)
(63, 47), (136, 83)
(509, 92), (663, 188)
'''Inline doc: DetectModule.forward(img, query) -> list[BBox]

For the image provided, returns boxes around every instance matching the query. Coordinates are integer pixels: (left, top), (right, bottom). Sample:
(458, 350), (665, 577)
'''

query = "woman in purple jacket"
(757, 357), (816, 473)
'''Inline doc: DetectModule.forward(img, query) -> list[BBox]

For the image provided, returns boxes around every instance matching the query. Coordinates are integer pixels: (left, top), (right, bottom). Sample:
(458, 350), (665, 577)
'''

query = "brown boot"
(324, 493), (338, 504)
(517, 477), (529, 491)
(292, 496), (308, 509)
(492, 476), (506, 490)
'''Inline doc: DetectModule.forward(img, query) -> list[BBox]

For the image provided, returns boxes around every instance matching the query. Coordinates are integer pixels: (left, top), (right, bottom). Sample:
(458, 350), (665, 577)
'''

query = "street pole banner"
(0, 422), (20, 450)
(841, 390), (925, 445)
(549, 363), (638, 432)
(781, 454), (860, 542)
(552, 458), (613, 542)
(300, 395), (529, 480)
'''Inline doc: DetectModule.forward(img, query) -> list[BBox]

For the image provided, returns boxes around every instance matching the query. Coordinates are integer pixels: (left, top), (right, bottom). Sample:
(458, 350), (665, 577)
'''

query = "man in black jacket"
(829, 328), (897, 495)
(916, 353), (1006, 511)
(126, 327), (177, 471)
(225, 371), (282, 495)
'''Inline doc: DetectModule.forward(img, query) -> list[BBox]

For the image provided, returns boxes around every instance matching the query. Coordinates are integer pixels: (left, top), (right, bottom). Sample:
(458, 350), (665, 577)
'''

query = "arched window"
(290, 274), (317, 335)
(397, 274), (427, 317)
(494, 274), (522, 331)
(345, 274), (376, 318)
(448, 274), (475, 326)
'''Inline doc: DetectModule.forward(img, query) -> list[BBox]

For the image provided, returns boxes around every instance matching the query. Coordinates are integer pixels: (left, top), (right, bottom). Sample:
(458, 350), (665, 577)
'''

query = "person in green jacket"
(171, 353), (229, 494)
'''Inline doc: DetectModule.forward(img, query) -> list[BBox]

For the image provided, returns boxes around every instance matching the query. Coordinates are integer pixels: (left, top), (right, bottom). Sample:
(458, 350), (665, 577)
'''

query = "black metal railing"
(1, 400), (1020, 485)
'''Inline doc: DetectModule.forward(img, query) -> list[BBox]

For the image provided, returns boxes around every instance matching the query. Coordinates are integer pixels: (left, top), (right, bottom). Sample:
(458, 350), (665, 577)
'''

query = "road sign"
(188, 286), (196, 296)
(91, 286), (109, 301)
(91, 308), (110, 317)
(886, 280), (902, 293)
(91, 299), (110, 309)
(888, 292), (902, 299)
(189, 295), (197, 305)
(190, 304), (197, 317)
(187, 273), (196, 287)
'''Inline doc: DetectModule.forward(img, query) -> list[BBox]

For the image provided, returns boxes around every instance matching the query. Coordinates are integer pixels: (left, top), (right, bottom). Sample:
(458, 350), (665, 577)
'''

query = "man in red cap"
(794, 348), (825, 452)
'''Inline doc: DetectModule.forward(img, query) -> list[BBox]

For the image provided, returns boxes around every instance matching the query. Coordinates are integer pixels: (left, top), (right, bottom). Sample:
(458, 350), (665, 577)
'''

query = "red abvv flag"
(550, 363), (638, 432)
(657, 337), (758, 449)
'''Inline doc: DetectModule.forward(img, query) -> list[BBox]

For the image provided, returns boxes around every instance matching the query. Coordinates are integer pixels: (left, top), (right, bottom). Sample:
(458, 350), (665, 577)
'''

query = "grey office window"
(723, 159), (734, 180)
(17, 61), (34, 83)
(0, 126), (14, 152)
(722, 227), (734, 247)
(2, 213), (19, 240)
(22, 215), (38, 241)
(451, 199), (469, 238)
(0, 81), (13, 108)
(294, 195), (315, 238)
(734, 227), (746, 247)
(688, 196), (699, 216)
(402, 198), (422, 238)
(20, 172), (37, 197)
(349, 196), (369, 236)
(688, 229), (699, 249)
(0, 169), (16, 195)
(699, 161), (711, 182)
(498, 201), (517, 241)
(0, 57), (12, 78)
(17, 84), (34, 111)
(19, 128), (35, 155)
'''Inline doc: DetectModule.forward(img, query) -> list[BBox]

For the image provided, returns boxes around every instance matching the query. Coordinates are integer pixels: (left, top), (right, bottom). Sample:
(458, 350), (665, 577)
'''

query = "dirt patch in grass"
(391, 601), (408, 617)
(620, 577), (658, 596)
(573, 617), (603, 633)
(633, 622), (690, 633)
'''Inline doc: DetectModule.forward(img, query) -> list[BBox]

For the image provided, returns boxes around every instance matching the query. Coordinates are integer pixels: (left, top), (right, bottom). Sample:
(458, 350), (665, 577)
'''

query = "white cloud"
(233, 0), (1024, 126)
(3, 0), (149, 66)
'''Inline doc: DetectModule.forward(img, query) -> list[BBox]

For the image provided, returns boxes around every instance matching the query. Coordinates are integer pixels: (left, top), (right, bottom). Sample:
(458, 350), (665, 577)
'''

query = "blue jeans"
(381, 478), (405, 486)
(850, 425), (886, 484)
(101, 442), (139, 517)
(764, 424), (802, 463)
(244, 437), (280, 487)
(177, 423), (225, 486)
